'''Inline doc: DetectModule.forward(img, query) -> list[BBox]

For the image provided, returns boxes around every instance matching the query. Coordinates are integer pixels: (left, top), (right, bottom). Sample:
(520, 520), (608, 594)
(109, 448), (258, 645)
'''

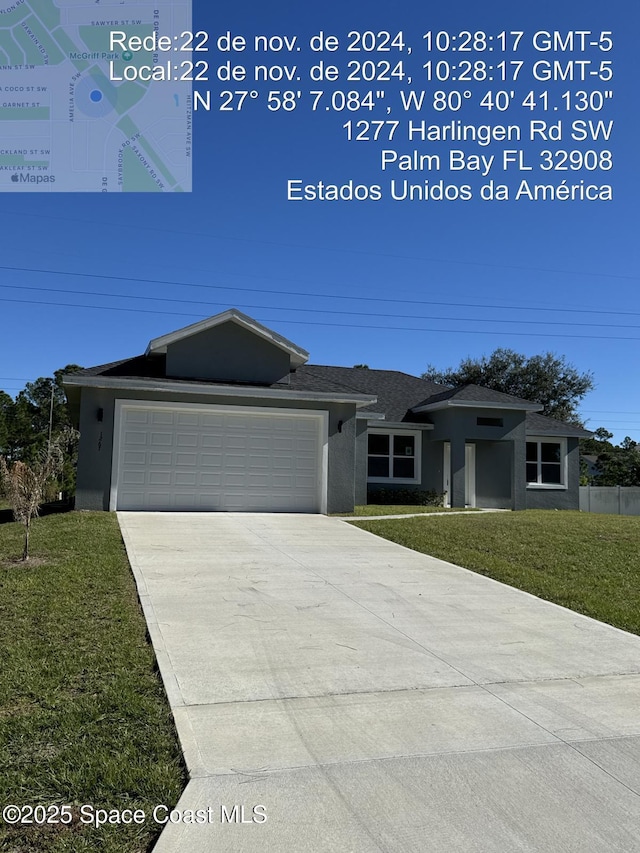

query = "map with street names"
(0, 0), (192, 192)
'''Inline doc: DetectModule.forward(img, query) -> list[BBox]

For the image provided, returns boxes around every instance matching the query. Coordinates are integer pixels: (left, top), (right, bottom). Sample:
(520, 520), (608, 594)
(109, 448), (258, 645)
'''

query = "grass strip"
(0, 512), (186, 852)
(335, 505), (481, 517)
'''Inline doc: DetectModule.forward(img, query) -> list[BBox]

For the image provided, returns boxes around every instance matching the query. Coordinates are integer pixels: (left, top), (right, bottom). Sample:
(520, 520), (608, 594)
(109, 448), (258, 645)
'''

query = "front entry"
(443, 443), (476, 507)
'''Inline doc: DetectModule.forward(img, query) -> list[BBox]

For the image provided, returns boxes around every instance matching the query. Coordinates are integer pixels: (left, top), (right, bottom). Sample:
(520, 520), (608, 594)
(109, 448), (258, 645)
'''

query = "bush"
(367, 488), (445, 507)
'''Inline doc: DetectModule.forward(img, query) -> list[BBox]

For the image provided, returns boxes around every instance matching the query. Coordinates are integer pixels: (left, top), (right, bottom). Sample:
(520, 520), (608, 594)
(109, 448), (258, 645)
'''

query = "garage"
(110, 401), (327, 513)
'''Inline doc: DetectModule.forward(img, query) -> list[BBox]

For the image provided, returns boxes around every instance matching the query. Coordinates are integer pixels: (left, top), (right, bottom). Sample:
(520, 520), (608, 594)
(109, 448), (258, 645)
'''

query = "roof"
(292, 366), (445, 422)
(64, 358), (443, 419)
(145, 309), (309, 367)
(525, 411), (593, 438)
(412, 383), (543, 413)
(65, 357), (589, 436)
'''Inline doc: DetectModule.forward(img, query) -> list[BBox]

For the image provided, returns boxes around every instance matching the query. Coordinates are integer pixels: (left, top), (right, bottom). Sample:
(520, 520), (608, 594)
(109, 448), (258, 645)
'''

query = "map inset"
(0, 0), (192, 192)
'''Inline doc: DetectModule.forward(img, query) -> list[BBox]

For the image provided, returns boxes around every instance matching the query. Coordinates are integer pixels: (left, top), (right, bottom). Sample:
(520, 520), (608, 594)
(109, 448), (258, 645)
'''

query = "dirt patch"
(0, 557), (50, 569)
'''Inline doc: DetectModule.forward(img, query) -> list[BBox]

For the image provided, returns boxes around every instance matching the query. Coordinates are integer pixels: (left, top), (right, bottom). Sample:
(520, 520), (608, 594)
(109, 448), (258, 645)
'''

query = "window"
(477, 416), (503, 427)
(526, 438), (566, 487)
(367, 430), (420, 483)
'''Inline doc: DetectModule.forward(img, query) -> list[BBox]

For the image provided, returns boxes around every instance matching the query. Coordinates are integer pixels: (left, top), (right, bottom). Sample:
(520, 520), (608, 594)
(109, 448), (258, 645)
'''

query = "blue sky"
(0, 0), (638, 441)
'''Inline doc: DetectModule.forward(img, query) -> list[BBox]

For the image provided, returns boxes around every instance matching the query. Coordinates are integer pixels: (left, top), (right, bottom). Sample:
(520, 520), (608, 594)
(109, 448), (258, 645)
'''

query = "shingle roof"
(75, 356), (166, 379)
(413, 383), (543, 410)
(68, 360), (589, 436)
(292, 366), (446, 422)
(68, 358), (448, 421)
(526, 411), (593, 438)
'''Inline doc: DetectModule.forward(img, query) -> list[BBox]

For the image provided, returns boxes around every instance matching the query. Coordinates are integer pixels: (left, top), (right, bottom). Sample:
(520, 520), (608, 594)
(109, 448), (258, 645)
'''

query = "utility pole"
(47, 384), (54, 452)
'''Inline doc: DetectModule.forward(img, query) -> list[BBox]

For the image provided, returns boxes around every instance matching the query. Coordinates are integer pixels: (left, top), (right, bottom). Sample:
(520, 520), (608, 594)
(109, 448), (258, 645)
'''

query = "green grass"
(334, 505), (481, 517)
(352, 510), (640, 635)
(0, 513), (186, 853)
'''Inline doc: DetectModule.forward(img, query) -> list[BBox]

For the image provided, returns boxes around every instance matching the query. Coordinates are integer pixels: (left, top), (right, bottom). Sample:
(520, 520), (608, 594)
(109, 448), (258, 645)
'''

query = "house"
(63, 309), (591, 514)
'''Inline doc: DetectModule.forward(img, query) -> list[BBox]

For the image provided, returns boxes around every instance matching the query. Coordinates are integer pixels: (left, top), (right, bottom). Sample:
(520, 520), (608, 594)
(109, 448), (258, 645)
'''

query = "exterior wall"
(475, 441), (512, 508)
(428, 408), (527, 510)
(74, 387), (356, 514)
(357, 410), (581, 511)
(420, 439), (444, 494)
(354, 419), (368, 505)
(526, 437), (580, 510)
(166, 323), (291, 384)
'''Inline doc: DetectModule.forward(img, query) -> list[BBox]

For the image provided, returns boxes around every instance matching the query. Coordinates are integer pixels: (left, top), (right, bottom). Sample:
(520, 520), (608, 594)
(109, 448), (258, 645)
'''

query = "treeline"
(581, 429), (640, 487)
(0, 366), (82, 497)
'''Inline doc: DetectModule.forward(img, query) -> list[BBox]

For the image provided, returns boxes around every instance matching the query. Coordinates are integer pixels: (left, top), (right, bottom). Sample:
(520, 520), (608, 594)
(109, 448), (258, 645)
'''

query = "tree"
(582, 427), (614, 452)
(593, 437), (640, 486)
(0, 365), (82, 493)
(0, 436), (66, 561)
(12, 364), (82, 462)
(422, 349), (594, 423)
(0, 390), (12, 457)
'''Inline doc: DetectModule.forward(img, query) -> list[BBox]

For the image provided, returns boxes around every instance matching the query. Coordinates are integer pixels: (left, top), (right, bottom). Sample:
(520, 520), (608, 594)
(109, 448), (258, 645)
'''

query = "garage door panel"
(249, 438), (271, 451)
(248, 474), (271, 486)
(150, 452), (173, 466)
(200, 453), (222, 467)
(248, 455), (269, 468)
(176, 433), (198, 447)
(125, 431), (148, 446)
(149, 472), (172, 486)
(224, 474), (247, 488)
(122, 472), (146, 486)
(126, 410), (150, 425)
(148, 493), (172, 508)
(296, 475), (317, 489)
(175, 453), (198, 466)
(176, 413), (199, 426)
(225, 436), (248, 449)
(198, 495), (221, 510)
(296, 457), (316, 471)
(116, 405), (323, 512)
(273, 457), (293, 469)
(200, 473), (222, 486)
(175, 472), (198, 486)
(224, 454), (246, 467)
(151, 411), (174, 425)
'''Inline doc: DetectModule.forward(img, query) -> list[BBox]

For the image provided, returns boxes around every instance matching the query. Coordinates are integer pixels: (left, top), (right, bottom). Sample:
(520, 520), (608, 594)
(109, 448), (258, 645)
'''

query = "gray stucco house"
(64, 309), (590, 514)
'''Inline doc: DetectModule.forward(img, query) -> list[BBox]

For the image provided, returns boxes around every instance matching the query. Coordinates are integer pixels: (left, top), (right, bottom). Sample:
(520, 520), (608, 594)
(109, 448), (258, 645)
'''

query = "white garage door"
(112, 402), (326, 512)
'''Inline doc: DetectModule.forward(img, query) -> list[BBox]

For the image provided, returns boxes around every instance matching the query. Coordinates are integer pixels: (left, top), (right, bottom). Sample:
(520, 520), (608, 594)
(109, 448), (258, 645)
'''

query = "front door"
(443, 443), (476, 507)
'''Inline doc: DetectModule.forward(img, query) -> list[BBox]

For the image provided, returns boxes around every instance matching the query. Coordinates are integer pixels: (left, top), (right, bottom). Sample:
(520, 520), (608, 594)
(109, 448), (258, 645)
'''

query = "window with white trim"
(526, 438), (566, 486)
(367, 430), (420, 483)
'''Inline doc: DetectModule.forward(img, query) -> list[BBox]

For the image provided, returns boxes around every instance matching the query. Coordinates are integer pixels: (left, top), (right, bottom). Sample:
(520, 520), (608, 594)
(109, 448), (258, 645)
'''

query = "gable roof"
(63, 355), (379, 407)
(64, 358), (592, 437)
(412, 383), (543, 413)
(63, 310), (590, 436)
(145, 309), (309, 367)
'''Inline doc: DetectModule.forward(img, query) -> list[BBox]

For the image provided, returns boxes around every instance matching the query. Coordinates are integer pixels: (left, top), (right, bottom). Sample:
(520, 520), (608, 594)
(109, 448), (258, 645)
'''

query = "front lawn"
(0, 512), (186, 853)
(352, 511), (640, 635)
(335, 505), (481, 517)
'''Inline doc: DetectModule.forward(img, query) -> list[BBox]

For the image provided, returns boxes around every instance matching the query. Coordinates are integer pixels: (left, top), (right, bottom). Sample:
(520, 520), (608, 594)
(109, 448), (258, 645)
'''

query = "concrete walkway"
(118, 513), (640, 853)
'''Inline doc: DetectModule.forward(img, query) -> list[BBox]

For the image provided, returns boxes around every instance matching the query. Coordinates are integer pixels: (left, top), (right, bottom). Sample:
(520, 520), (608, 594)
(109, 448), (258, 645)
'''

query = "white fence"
(580, 486), (640, 516)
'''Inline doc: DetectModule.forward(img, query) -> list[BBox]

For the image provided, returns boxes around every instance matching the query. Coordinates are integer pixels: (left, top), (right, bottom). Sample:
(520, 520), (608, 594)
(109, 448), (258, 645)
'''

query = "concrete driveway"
(118, 513), (640, 853)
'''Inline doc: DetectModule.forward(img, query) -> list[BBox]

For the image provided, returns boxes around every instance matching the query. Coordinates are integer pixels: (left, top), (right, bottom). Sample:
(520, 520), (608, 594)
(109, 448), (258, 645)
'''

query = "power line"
(2, 295), (640, 342)
(1, 262), (640, 320)
(6, 210), (639, 283)
(2, 281), (640, 331)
